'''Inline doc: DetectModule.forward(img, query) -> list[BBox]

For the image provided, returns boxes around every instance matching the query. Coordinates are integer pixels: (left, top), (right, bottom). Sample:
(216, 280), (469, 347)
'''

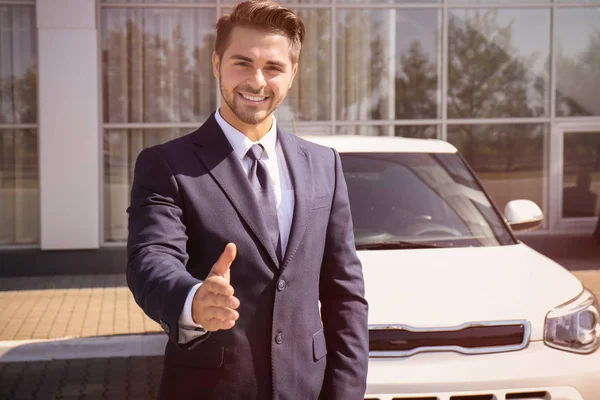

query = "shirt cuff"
(178, 282), (207, 343)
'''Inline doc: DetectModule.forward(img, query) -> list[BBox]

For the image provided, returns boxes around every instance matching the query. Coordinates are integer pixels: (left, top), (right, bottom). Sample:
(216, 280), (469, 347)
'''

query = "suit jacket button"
(275, 333), (283, 344)
(277, 279), (286, 291)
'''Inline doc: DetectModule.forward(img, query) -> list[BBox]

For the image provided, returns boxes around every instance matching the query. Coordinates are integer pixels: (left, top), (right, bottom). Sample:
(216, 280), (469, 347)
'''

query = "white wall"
(37, 0), (100, 250)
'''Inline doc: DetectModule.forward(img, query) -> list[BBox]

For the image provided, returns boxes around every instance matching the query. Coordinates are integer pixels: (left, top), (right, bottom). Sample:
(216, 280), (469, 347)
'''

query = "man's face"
(213, 26), (298, 127)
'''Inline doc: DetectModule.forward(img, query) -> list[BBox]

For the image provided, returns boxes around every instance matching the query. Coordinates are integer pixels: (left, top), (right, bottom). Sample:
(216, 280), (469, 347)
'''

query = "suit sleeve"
(127, 147), (202, 346)
(319, 148), (369, 399)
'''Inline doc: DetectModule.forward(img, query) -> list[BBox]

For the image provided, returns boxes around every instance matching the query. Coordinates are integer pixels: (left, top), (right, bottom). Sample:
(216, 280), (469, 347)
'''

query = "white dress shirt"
(178, 109), (295, 343)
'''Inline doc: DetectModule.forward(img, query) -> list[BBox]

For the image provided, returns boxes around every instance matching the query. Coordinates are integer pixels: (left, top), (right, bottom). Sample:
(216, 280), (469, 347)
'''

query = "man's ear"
(212, 52), (221, 79)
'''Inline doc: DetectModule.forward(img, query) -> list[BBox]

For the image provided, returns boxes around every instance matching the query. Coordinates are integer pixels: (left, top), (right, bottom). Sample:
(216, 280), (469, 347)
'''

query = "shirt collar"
(215, 108), (278, 161)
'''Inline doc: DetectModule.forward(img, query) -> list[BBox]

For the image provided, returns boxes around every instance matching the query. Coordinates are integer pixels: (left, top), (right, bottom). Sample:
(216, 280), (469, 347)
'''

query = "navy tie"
(246, 144), (282, 262)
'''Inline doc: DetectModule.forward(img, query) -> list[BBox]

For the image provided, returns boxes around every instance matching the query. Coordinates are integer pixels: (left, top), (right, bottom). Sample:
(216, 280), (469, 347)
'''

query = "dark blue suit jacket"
(127, 114), (369, 399)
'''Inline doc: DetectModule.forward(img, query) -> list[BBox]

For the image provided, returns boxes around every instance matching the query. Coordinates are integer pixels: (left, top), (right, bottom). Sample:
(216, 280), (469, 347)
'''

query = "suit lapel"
(191, 114), (280, 268)
(278, 128), (313, 270)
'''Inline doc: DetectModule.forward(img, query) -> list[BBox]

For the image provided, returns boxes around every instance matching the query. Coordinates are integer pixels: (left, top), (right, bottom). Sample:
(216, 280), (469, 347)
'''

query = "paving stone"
(0, 357), (163, 400)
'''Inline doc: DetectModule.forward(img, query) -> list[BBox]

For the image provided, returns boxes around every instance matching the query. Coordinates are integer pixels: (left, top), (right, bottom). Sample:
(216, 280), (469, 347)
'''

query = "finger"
(204, 306), (239, 322)
(209, 243), (237, 277)
(201, 277), (235, 297)
(204, 318), (236, 332)
(203, 292), (240, 309)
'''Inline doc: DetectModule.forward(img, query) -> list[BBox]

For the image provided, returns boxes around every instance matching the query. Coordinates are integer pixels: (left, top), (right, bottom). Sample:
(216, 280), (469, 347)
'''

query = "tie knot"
(246, 144), (265, 161)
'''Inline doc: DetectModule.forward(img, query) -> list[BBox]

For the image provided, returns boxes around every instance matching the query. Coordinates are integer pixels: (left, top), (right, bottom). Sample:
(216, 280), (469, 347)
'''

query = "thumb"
(209, 243), (236, 279)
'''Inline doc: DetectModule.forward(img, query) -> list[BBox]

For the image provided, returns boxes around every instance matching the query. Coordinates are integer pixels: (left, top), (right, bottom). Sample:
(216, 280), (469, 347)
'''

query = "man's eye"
(235, 62), (249, 67)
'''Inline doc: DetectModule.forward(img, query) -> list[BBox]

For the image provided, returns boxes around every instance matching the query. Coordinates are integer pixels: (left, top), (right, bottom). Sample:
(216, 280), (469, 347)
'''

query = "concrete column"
(37, 0), (100, 249)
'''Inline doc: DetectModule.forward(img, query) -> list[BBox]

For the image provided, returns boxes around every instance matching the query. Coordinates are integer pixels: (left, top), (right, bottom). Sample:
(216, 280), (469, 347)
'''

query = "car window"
(340, 152), (515, 249)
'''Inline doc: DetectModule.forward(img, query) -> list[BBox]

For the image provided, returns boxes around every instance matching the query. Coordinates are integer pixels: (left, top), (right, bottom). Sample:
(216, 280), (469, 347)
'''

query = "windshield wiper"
(356, 241), (448, 250)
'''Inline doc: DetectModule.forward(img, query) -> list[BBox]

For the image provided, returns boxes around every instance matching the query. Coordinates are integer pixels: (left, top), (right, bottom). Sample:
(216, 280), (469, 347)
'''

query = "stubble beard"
(219, 79), (283, 126)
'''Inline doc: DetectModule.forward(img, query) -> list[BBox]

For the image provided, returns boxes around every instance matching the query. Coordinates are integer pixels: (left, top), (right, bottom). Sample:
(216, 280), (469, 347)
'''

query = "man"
(126, 1), (369, 398)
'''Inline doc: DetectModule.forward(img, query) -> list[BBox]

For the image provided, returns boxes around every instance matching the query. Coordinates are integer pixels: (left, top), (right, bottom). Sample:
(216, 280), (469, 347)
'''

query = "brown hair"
(215, 0), (306, 64)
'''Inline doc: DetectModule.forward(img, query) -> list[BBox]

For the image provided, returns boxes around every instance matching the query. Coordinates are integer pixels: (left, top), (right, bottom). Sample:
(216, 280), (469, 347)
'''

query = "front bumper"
(366, 341), (600, 399)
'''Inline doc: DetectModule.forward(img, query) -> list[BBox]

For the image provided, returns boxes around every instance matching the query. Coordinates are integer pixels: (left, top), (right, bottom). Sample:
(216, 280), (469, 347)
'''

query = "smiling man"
(215, 27), (293, 138)
(126, 1), (368, 399)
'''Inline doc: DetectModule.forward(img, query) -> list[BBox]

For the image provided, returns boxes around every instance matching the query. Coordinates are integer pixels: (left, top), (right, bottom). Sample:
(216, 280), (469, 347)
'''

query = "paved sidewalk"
(0, 275), (165, 399)
(0, 356), (163, 400)
(0, 274), (160, 342)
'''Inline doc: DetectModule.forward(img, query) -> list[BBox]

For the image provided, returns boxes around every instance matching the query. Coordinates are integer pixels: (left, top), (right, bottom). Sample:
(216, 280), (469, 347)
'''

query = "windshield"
(340, 152), (516, 249)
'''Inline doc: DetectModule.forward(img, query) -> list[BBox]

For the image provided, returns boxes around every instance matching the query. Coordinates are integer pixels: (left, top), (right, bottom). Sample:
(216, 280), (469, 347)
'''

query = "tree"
(101, 16), (217, 240)
(395, 41), (439, 121)
(336, 10), (381, 123)
(0, 67), (38, 184)
(556, 30), (600, 117)
(447, 9), (544, 171)
(102, 15), (217, 125)
(284, 8), (331, 123)
(0, 67), (37, 125)
(448, 9), (541, 120)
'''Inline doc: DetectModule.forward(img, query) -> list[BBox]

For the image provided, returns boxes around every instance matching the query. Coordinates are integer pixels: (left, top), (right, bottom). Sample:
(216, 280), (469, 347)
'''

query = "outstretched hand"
(191, 243), (240, 331)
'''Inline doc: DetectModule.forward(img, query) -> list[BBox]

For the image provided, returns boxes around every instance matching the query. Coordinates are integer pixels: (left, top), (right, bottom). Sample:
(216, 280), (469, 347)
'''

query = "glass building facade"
(0, 1), (38, 245)
(1, 0), (600, 249)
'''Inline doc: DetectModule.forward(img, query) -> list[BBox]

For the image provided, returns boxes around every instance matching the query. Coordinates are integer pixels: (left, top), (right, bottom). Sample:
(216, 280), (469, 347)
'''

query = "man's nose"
(247, 68), (267, 88)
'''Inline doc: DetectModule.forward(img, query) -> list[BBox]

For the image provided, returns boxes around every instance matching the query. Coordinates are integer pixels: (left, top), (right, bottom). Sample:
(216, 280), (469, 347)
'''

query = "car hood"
(359, 242), (583, 341)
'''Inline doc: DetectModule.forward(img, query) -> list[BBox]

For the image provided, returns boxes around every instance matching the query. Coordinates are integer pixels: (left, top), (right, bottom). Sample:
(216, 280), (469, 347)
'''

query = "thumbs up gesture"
(191, 243), (240, 331)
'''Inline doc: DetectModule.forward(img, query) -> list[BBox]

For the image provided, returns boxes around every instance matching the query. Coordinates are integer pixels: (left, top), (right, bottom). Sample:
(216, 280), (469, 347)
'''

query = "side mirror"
(504, 200), (544, 232)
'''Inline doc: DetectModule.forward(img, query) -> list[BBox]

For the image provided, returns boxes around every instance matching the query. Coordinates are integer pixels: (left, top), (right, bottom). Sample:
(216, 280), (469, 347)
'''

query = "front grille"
(389, 398), (437, 400)
(369, 320), (530, 356)
(506, 392), (548, 399)
(391, 398), (437, 400)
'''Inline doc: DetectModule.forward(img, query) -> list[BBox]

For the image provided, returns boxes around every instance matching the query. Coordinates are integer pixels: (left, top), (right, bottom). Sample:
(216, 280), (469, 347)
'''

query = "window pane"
(0, 129), (39, 245)
(0, 5), (37, 124)
(279, 9), (331, 122)
(220, 7), (233, 16)
(102, 0), (216, 3)
(448, 9), (550, 119)
(104, 128), (191, 242)
(562, 132), (600, 218)
(449, 0), (549, 3)
(101, 8), (217, 123)
(447, 124), (546, 219)
(336, 125), (439, 138)
(222, 0), (331, 3)
(278, 124), (332, 136)
(337, 9), (441, 121)
(556, 8), (600, 117)
(339, 0), (439, 4)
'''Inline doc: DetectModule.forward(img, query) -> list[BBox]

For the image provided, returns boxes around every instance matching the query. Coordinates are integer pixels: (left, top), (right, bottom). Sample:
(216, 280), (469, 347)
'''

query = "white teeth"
(241, 94), (266, 102)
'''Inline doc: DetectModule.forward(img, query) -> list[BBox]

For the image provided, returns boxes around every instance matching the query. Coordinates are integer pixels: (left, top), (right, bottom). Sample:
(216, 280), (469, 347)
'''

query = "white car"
(305, 135), (600, 400)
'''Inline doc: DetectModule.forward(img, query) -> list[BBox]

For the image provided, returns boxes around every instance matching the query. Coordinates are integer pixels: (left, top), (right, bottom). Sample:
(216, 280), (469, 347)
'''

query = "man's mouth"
(239, 93), (268, 102)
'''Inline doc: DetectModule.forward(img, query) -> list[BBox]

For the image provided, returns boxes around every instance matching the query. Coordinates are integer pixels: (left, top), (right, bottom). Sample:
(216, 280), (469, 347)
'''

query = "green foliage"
(101, 17), (216, 124)
(556, 30), (600, 116)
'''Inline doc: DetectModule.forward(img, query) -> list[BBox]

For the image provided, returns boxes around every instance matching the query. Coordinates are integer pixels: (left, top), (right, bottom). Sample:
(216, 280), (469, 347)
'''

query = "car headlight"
(544, 288), (600, 354)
